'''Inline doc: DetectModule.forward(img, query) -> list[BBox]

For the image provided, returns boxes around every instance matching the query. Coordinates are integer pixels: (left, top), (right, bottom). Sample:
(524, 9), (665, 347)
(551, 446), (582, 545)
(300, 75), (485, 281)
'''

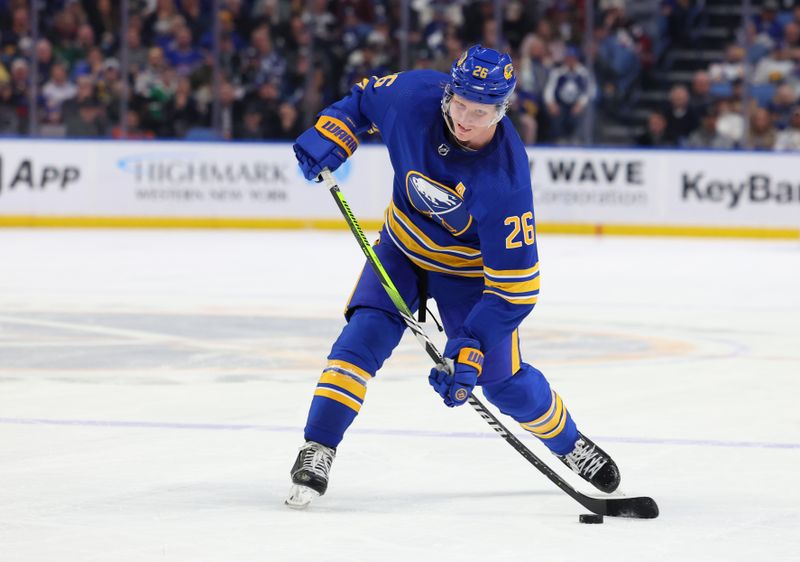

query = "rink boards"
(0, 139), (797, 238)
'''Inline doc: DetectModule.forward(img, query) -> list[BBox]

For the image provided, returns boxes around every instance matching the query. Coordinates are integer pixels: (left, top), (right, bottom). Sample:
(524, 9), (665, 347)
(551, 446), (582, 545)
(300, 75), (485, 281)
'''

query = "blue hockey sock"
(482, 364), (579, 456)
(304, 308), (405, 448)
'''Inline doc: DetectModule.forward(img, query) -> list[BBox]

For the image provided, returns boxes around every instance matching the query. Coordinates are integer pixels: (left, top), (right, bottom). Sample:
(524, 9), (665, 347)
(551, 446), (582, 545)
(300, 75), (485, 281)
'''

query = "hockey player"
(286, 45), (620, 508)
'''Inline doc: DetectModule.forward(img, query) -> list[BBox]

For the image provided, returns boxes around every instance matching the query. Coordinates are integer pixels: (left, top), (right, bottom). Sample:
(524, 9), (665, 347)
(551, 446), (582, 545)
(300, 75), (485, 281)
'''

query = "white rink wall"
(0, 139), (798, 237)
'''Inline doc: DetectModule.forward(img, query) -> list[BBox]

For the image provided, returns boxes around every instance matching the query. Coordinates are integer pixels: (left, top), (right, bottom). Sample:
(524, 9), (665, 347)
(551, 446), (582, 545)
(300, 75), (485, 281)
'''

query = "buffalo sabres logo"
(405, 171), (472, 236)
(454, 388), (468, 402)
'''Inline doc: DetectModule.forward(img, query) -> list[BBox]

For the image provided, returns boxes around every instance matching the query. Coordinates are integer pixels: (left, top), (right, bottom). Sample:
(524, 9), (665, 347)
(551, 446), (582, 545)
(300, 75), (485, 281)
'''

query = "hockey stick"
(321, 169), (658, 519)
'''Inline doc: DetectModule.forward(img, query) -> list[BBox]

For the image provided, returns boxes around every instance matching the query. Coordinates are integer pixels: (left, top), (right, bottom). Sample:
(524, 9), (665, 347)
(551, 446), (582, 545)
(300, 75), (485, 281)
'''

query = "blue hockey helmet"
(448, 44), (516, 106)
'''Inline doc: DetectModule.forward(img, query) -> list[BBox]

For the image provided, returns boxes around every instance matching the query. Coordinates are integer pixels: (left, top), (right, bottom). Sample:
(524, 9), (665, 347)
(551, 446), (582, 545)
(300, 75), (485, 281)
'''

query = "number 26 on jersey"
(504, 212), (535, 249)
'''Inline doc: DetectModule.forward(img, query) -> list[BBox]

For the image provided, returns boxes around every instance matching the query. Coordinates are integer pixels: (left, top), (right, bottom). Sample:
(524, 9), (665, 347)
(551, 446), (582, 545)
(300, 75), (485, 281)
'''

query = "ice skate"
(285, 441), (336, 509)
(556, 433), (620, 493)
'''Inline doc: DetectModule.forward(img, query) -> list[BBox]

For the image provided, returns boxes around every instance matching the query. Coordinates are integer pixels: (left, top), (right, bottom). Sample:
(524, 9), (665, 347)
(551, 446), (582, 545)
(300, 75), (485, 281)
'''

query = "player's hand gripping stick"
(429, 338), (483, 407)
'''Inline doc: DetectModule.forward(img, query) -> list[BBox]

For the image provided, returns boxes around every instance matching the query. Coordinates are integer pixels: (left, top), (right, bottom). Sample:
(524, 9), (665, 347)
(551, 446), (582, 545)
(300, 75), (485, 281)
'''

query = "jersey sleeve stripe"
(485, 275), (541, 294)
(483, 289), (539, 305)
(484, 263), (540, 280)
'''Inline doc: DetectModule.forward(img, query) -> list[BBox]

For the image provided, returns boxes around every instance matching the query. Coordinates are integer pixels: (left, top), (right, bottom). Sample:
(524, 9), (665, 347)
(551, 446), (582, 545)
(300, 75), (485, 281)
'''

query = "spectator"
(716, 96), (745, 144)
(774, 106), (800, 149)
(42, 62), (77, 112)
(246, 77), (282, 136)
(217, 80), (245, 140)
(142, 0), (179, 47)
(636, 111), (672, 146)
(165, 25), (203, 75)
(1, 6), (32, 58)
(164, 76), (203, 138)
(753, 45), (795, 84)
(235, 105), (265, 140)
(242, 25), (287, 92)
(544, 46), (595, 144)
(72, 46), (105, 81)
(752, 0), (784, 45)
(96, 58), (123, 122)
(690, 70), (714, 113)
(111, 109), (155, 140)
(709, 45), (746, 83)
(503, 0), (537, 50)
(9, 58), (29, 109)
(743, 107), (777, 150)
(342, 42), (390, 93)
(783, 22), (800, 62)
(85, 0), (118, 53)
(178, 0), (210, 42)
(51, 10), (82, 67)
(595, 3), (642, 108)
(64, 99), (107, 138)
(480, 19), (508, 53)
(126, 26), (150, 75)
(35, 39), (56, 87)
(663, 84), (699, 145)
(59, 22), (96, 69)
(518, 34), (551, 101)
(662, 0), (704, 48)
(768, 84), (797, 129)
(432, 28), (464, 74)
(61, 74), (96, 118)
(536, 20), (566, 63)
(685, 105), (735, 149)
(275, 102), (303, 140)
(0, 79), (20, 136)
(134, 46), (170, 98)
(516, 32), (552, 144)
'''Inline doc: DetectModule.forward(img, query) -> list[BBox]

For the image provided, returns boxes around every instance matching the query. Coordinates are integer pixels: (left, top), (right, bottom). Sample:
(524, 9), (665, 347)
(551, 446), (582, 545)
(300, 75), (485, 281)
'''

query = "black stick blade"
(602, 496), (660, 519)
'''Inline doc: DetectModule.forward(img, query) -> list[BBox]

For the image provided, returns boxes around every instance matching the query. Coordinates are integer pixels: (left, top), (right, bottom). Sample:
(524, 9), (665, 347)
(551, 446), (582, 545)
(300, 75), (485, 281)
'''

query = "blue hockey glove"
(428, 337), (483, 407)
(293, 114), (359, 181)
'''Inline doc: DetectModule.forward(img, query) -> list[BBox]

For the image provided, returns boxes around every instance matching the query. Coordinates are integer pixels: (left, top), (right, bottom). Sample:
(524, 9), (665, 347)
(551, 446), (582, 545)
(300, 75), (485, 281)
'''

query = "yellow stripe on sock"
(314, 388), (362, 412)
(522, 391), (556, 426)
(326, 360), (373, 382)
(319, 371), (367, 400)
(521, 393), (564, 434)
(538, 409), (568, 439)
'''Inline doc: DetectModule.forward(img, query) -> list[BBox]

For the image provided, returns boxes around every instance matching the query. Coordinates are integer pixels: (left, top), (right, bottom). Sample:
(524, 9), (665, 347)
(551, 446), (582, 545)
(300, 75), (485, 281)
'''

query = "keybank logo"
(682, 172), (800, 208)
(0, 155), (80, 196)
(117, 152), (288, 185)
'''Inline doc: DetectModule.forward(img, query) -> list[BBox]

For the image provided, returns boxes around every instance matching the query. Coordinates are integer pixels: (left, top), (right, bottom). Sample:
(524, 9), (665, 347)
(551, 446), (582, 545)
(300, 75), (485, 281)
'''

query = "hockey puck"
(579, 514), (604, 524)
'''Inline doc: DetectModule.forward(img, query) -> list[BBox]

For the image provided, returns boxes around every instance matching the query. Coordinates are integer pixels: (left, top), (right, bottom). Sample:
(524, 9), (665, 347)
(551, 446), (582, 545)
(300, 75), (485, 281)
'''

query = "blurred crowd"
(0, 0), (798, 150)
(640, 0), (800, 150)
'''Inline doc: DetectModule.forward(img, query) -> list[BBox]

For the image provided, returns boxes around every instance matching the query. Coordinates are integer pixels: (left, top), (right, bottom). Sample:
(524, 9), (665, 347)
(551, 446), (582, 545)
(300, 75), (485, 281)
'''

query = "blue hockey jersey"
(324, 69), (539, 351)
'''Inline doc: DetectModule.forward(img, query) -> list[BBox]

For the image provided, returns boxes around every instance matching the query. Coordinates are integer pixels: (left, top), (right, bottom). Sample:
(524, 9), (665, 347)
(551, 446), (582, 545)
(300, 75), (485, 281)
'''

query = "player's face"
(448, 93), (498, 147)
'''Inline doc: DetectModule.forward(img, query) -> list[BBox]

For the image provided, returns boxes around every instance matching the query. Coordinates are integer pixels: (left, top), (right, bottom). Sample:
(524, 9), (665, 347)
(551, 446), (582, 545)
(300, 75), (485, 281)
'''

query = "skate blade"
(285, 484), (319, 509)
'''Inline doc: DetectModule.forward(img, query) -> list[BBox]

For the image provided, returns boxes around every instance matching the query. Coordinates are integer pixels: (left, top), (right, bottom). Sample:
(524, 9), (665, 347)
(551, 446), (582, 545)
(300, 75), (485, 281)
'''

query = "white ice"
(0, 228), (798, 562)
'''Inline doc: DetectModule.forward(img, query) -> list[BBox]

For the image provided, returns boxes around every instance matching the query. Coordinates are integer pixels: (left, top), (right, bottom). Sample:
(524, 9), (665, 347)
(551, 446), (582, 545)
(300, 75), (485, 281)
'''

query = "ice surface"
(0, 229), (799, 562)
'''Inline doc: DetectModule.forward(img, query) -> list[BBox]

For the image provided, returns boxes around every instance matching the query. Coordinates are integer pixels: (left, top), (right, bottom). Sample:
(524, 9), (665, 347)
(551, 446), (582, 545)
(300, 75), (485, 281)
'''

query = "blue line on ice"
(1, 416), (798, 450)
